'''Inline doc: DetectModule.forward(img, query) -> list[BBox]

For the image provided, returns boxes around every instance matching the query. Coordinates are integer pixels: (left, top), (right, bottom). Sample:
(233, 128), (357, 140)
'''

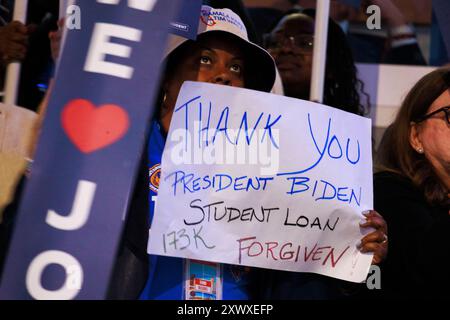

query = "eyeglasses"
(263, 33), (314, 52)
(416, 106), (450, 125)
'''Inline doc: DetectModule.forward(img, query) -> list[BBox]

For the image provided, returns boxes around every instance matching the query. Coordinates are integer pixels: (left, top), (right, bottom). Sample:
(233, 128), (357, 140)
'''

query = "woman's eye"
(200, 56), (211, 64)
(230, 64), (242, 73)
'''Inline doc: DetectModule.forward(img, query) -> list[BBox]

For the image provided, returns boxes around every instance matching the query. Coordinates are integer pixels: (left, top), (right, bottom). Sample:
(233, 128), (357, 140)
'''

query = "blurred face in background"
(266, 13), (315, 99)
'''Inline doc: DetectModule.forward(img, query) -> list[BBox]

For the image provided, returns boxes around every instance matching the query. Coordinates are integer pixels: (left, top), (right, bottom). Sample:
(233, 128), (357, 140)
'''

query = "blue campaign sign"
(170, 0), (203, 39)
(0, 0), (182, 299)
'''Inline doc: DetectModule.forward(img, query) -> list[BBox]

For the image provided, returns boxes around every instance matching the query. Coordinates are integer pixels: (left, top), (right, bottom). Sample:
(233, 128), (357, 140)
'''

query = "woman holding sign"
(374, 67), (450, 299)
(0, 4), (388, 301)
(113, 5), (387, 300)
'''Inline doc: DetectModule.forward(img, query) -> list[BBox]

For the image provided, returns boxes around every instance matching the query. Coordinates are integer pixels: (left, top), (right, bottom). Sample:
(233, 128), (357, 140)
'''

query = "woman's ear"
(409, 122), (424, 154)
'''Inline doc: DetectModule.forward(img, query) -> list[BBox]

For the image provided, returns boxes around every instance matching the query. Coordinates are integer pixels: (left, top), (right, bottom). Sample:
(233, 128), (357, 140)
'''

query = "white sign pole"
(4, 0), (28, 106)
(310, 0), (330, 104)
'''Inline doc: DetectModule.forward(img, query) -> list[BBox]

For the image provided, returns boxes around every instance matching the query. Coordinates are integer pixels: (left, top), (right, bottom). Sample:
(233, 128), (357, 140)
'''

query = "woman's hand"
(359, 210), (388, 265)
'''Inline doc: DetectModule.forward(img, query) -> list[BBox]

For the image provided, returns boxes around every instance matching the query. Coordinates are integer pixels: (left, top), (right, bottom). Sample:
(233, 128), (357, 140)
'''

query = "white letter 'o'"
(26, 250), (83, 300)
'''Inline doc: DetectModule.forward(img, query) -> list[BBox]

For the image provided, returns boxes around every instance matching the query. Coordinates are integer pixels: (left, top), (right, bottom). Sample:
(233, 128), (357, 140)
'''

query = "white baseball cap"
(164, 5), (276, 93)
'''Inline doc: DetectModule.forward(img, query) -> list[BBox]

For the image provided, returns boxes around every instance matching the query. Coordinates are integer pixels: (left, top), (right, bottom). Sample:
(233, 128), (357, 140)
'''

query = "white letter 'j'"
(46, 180), (97, 231)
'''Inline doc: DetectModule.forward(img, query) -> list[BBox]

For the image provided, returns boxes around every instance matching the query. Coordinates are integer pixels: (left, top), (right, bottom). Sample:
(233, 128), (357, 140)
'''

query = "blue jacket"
(137, 121), (252, 300)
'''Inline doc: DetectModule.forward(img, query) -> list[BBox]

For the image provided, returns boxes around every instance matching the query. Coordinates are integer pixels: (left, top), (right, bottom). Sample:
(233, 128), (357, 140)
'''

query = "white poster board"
(148, 82), (374, 283)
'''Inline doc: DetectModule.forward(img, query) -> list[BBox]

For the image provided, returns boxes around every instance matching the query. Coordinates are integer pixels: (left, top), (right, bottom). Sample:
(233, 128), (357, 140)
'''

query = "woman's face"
(161, 34), (246, 133)
(266, 14), (315, 99)
(411, 89), (450, 187)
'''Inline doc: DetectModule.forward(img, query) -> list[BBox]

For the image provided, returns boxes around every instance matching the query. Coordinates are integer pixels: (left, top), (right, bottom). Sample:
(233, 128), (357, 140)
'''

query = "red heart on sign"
(61, 99), (130, 153)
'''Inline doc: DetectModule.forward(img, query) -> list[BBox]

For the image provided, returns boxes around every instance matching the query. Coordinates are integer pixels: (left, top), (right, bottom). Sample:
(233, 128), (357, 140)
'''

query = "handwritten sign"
(0, 0), (183, 300)
(433, 0), (450, 62)
(148, 82), (374, 283)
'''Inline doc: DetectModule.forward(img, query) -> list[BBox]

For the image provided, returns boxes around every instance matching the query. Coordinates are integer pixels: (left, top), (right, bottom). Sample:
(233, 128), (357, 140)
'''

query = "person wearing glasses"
(264, 8), (369, 116)
(374, 67), (450, 299)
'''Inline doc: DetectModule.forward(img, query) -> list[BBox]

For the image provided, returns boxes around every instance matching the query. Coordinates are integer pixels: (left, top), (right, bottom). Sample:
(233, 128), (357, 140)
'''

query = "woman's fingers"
(371, 251), (386, 265)
(4, 42), (27, 62)
(359, 210), (388, 264)
(10, 20), (28, 34)
(360, 210), (388, 234)
(359, 241), (379, 253)
(360, 230), (386, 246)
(359, 216), (385, 231)
(10, 31), (28, 44)
(359, 241), (388, 265)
